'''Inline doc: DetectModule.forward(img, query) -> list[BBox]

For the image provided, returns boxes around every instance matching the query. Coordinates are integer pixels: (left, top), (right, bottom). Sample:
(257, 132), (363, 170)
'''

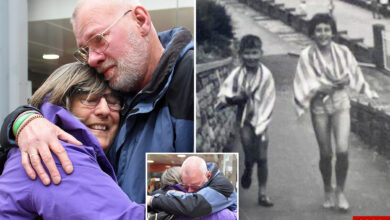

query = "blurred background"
(0, 0), (194, 122)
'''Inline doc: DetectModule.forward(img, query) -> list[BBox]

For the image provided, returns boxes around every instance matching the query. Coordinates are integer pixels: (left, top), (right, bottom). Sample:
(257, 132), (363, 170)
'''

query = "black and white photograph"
(197, 0), (390, 219)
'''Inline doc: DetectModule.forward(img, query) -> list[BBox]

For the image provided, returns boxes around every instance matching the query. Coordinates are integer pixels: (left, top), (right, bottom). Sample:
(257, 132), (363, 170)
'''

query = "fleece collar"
(122, 27), (193, 115)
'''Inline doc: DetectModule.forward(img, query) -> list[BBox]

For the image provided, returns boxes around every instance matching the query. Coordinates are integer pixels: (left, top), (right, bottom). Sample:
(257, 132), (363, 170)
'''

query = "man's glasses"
(73, 10), (132, 65)
(179, 182), (203, 191)
(76, 89), (123, 111)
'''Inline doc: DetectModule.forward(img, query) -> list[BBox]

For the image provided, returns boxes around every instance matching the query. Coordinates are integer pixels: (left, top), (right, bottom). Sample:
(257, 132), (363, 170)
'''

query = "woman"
(293, 14), (378, 211)
(148, 166), (237, 220)
(0, 62), (144, 219)
(150, 166), (185, 196)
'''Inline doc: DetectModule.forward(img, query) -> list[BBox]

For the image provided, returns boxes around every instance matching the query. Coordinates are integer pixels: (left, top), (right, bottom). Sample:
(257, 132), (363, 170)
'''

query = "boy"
(217, 35), (276, 207)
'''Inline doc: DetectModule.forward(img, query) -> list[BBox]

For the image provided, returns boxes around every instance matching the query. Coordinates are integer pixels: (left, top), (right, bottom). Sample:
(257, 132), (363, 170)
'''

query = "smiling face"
(72, 1), (149, 92)
(70, 88), (120, 152)
(241, 48), (262, 70)
(313, 23), (333, 49)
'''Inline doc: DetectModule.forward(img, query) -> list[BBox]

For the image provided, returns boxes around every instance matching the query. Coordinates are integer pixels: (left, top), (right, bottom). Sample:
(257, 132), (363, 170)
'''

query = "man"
(147, 156), (237, 219)
(0, 0), (193, 204)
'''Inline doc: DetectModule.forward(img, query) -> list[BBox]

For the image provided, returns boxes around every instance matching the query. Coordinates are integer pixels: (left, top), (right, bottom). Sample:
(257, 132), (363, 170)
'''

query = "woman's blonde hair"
(160, 166), (182, 189)
(29, 62), (109, 111)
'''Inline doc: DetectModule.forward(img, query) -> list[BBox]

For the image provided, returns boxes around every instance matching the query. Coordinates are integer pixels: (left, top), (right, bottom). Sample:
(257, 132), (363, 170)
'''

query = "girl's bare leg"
(311, 112), (334, 208)
(332, 108), (351, 210)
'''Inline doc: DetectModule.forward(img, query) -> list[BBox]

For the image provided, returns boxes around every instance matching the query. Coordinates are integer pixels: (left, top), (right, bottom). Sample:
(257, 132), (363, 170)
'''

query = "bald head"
(71, 0), (140, 26)
(181, 156), (211, 192)
(181, 156), (208, 175)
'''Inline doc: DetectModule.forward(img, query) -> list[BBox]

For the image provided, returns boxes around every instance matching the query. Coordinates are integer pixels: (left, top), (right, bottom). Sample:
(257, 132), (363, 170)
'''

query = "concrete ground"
(275, 0), (390, 47)
(217, 0), (390, 219)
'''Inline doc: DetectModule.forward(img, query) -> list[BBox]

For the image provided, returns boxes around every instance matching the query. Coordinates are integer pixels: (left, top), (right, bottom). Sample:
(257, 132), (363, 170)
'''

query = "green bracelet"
(13, 112), (36, 136)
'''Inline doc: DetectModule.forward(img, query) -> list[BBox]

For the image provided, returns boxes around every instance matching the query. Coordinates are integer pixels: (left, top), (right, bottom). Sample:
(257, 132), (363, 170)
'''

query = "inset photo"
(146, 153), (238, 219)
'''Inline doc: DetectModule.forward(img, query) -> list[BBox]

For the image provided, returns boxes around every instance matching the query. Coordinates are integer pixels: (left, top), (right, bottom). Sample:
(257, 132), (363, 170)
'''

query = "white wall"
(28, 0), (194, 21)
(0, 0), (30, 122)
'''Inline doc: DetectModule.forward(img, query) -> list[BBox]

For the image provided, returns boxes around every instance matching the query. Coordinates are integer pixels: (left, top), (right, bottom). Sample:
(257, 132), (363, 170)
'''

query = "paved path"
(218, 0), (390, 219)
(275, 0), (390, 47)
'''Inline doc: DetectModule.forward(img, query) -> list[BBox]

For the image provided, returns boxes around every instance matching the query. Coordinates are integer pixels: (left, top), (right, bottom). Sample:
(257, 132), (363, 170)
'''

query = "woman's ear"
(133, 6), (151, 37)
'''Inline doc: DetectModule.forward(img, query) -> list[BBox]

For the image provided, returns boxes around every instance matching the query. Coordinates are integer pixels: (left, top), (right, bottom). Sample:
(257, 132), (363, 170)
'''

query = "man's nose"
(187, 187), (196, 193)
(94, 97), (111, 116)
(88, 51), (106, 68)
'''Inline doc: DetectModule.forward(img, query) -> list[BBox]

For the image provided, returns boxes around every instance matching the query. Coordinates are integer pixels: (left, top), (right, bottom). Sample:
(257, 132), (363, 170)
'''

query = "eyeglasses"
(179, 182), (204, 191)
(73, 9), (132, 65)
(76, 89), (123, 111)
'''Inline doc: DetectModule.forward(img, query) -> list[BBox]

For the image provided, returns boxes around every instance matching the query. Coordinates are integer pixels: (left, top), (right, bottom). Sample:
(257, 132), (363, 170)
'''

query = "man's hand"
(17, 117), (82, 185)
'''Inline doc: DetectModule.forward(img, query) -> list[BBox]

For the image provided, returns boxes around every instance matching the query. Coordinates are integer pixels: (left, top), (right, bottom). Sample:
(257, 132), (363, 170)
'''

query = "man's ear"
(206, 171), (211, 179)
(133, 6), (151, 37)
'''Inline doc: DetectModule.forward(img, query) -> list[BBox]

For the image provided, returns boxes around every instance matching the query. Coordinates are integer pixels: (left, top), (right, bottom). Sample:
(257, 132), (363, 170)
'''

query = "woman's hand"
(333, 74), (350, 89)
(17, 117), (82, 185)
(367, 90), (379, 99)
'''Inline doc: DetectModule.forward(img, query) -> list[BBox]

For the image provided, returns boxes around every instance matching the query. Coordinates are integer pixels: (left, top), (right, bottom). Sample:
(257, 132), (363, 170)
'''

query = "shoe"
(322, 191), (335, 209)
(241, 169), (252, 189)
(258, 195), (274, 207)
(336, 192), (349, 211)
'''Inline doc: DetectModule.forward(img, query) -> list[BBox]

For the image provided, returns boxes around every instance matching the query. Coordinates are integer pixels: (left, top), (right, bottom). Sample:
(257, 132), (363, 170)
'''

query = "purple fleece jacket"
(0, 102), (145, 219)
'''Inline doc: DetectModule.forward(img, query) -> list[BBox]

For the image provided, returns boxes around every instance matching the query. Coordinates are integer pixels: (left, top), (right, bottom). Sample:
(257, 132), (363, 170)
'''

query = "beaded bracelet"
(15, 114), (44, 145)
(12, 110), (41, 137)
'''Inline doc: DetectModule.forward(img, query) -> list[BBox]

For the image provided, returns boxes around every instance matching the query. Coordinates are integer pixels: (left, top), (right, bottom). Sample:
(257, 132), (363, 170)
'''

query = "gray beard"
(109, 60), (143, 92)
(109, 34), (149, 92)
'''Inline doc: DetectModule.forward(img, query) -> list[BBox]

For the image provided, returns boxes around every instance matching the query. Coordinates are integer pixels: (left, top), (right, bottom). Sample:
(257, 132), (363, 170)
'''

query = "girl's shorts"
(310, 90), (350, 115)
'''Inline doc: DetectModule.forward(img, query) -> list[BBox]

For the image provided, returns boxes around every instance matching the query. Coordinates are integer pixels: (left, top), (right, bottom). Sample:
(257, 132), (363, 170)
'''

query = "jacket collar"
(122, 27), (193, 115)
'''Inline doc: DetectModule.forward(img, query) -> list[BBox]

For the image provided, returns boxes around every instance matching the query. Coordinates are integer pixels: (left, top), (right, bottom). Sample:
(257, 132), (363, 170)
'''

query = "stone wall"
(350, 98), (390, 158)
(196, 58), (238, 152)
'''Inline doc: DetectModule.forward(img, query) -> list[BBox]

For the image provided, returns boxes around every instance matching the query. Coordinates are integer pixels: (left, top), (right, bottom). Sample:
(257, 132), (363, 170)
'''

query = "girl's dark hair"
(239, 34), (262, 55)
(308, 13), (337, 37)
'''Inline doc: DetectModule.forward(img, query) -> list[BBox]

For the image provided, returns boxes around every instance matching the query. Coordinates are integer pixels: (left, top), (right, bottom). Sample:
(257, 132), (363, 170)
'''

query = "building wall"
(0, 0), (29, 122)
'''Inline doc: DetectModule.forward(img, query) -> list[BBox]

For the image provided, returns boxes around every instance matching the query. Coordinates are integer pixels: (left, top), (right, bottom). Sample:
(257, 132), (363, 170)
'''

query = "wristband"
(13, 113), (36, 137)
(12, 110), (41, 137)
(15, 114), (44, 145)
